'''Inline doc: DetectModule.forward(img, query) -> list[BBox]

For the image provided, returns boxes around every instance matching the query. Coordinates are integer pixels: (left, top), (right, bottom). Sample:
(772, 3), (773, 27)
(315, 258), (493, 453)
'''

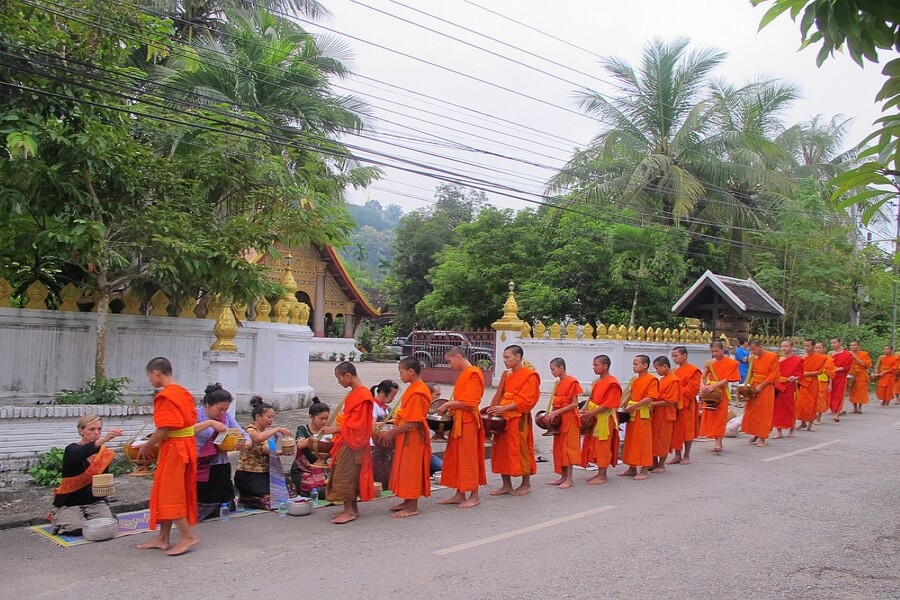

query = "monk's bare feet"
(749, 436), (758, 444)
(666, 456), (681, 465)
(439, 493), (465, 505)
(558, 480), (573, 489)
(459, 497), (480, 509)
(510, 483), (531, 496)
(680, 458), (691, 465)
(618, 468), (637, 477)
(650, 466), (666, 473)
(331, 511), (357, 524)
(586, 474), (607, 485)
(711, 446), (723, 453)
(546, 478), (564, 486)
(755, 439), (766, 447)
(788, 431), (795, 437)
(389, 502), (406, 512)
(165, 537), (198, 556)
(489, 485), (513, 496)
(633, 469), (649, 481)
(807, 424), (816, 432)
(772, 432), (782, 439)
(137, 536), (169, 551)
(391, 508), (419, 518)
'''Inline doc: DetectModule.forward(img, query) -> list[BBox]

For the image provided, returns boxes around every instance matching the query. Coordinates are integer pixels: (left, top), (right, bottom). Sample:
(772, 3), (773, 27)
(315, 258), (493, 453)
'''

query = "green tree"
(551, 37), (726, 226)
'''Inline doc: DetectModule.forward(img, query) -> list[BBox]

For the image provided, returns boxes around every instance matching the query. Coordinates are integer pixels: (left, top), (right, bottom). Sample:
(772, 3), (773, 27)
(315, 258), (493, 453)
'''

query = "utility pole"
(893, 195), (900, 347)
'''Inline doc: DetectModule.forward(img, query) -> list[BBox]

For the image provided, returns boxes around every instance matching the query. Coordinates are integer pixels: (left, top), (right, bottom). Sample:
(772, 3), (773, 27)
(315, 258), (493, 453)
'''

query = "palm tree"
(142, 0), (328, 40)
(700, 78), (800, 276)
(550, 37), (726, 226)
(608, 224), (687, 326)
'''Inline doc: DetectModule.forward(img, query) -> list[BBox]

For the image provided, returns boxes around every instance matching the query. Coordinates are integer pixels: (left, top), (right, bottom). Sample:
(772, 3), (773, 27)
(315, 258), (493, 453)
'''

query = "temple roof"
(319, 245), (381, 317)
(672, 270), (785, 319)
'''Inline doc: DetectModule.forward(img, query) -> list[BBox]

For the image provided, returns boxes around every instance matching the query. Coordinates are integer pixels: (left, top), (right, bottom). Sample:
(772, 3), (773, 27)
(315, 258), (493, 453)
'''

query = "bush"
(54, 377), (131, 405)
(28, 447), (64, 487)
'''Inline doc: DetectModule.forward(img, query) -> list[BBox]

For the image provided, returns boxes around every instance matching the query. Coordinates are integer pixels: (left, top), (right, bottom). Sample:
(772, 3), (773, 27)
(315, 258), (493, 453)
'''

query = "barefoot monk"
(580, 355), (622, 485)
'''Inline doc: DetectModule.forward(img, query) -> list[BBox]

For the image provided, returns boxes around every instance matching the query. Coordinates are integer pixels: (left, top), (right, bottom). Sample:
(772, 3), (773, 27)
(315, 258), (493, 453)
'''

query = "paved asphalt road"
(2, 404), (897, 600)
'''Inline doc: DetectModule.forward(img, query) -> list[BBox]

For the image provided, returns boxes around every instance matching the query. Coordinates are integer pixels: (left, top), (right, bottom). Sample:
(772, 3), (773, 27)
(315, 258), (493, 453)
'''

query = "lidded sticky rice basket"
(91, 473), (115, 497)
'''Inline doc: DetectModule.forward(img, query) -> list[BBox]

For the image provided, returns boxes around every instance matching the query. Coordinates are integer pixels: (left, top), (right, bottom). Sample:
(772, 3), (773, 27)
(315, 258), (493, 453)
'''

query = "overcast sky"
(303, 0), (892, 229)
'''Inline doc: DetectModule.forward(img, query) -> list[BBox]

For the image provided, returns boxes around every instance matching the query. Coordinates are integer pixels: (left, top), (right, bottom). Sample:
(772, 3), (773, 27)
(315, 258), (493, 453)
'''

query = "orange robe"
(441, 366), (486, 492)
(829, 350), (853, 413)
(327, 386), (375, 503)
(551, 375), (584, 473)
(876, 354), (899, 401)
(699, 357), (740, 438)
(652, 374), (679, 457)
(773, 355), (803, 429)
(818, 357), (835, 414)
(622, 373), (658, 468)
(848, 351), (871, 405)
(740, 351), (779, 439)
(148, 384), (198, 529)
(671, 363), (701, 451)
(581, 376), (622, 469)
(797, 353), (827, 422)
(491, 367), (541, 477)
(389, 380), (432, 500)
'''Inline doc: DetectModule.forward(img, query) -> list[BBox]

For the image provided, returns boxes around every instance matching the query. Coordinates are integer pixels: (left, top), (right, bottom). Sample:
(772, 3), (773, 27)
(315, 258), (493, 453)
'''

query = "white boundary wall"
(493, 330), (710, 391)
(0, 307), (314, 411)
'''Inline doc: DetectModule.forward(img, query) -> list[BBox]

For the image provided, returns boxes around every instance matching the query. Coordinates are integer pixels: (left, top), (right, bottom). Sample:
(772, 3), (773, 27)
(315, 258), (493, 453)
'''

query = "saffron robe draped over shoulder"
(773, 355), (803, 429)
(581, 376), (622, 469)
(699, 357), (740, 438)
(149, 384), (198, 529)
(740, 351), (779, 439)
(876, 354), (899, 401)
(491, 366), (540, 477)
(797, 352), (827, 422)
(389, 380), (432, 500)
(328, 386), (375, 503)
(818, 356), (835, 414)
(671, 363), (701, 451)
(441, 366), (486, 492)
(829, 350), (853, 413)
(848, 351), (872, 405)
(551, 375), (584, 473)
(652, 374), (679, 457)
(622, 373), (657, 468)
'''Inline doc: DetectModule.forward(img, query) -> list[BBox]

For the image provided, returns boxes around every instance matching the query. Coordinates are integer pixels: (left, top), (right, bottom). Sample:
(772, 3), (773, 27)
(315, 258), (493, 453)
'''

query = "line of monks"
(323, 336), (895, 523)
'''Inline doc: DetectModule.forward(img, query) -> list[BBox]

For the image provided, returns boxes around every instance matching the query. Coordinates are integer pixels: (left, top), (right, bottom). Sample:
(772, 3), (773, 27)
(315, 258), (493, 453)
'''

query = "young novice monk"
(137, 357), (198, 556)
(324, 362), (375, 524)
(669, 346), (701, 465)
(436, 346), (486, 509)
(580, 355), (622, 485)
(874, 345), (898, 408)
(650, 356), (679, 474)
(545, 358), (583, 489)
(486, 345), (540, 496)
(618, 355), (658, 481)
(384, 357), (431, 518)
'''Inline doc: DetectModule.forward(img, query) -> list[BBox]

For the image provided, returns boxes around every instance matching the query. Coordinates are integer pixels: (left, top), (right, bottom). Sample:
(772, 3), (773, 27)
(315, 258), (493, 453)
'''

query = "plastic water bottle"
(277, 498), (288, 518)
(219, 502), (230, 522)
(234, 497), (244, 513)
(310, 488), (319, 506)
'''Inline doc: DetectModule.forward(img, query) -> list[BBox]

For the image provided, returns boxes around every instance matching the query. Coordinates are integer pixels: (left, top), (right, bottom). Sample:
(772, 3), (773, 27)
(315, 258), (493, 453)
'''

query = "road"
(2, 407), (897, 600)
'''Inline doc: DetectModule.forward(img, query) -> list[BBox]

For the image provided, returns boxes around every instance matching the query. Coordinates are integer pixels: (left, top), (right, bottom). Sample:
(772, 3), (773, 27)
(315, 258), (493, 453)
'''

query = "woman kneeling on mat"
(195, 384), (249, 520)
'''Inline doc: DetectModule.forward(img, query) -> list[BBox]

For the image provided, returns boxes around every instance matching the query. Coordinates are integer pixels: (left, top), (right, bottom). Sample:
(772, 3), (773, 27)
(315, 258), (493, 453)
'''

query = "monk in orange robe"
(544, 357), (583, 489)
(699, 340), (740, 452)
(436, 346), (486, 509)
(618, 354), (657, 481)
(137, 357), (198, 556)
(669, 346), (701, 465)
(580, 354), (622, 485)
(874, 345), (898, 408)
(740, 339), (779, 446)
(324, 361), (375, 524)
(772, 340), (803, 438)
(816, 341), (836, 422)
(486, 345), (540, 496)
(829, 337), (853, 418)
(650, 356), (679, 473)
(383, 357), (432, 518)
(796, 340), (826, 431)
(847, 341), (872, 413)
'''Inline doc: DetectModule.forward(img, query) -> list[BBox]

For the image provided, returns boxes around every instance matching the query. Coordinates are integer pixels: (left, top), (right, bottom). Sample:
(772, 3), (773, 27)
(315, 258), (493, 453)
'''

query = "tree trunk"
(629, 285), (640, 327)
(95, 276), (110, 380)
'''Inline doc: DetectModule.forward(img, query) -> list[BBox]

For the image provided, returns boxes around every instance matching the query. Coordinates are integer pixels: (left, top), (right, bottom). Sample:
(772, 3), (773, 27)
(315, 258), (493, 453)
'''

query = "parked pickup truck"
(400, 331), (494, 370)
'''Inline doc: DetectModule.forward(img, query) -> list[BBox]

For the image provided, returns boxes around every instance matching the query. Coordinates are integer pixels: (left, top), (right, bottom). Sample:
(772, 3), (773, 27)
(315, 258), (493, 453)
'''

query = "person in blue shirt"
(735, 338), (751, 382)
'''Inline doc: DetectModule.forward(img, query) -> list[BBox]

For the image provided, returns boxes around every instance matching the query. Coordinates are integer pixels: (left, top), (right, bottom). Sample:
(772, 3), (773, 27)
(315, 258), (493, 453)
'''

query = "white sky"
(304, 0), (892, 231)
